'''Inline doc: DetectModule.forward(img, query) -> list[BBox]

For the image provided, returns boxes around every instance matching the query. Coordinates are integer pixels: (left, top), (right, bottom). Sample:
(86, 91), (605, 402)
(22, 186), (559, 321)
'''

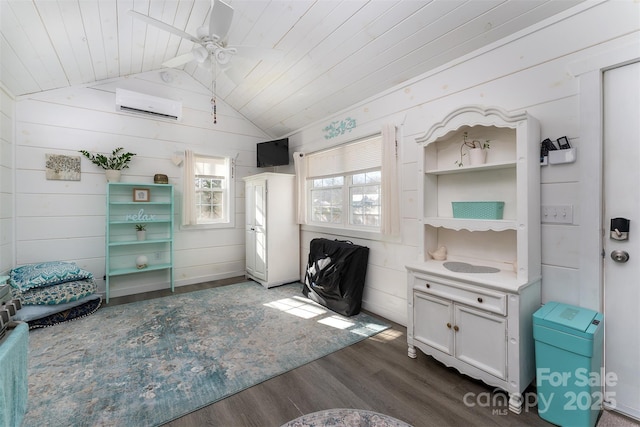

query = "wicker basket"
(452, 201), (505, 219)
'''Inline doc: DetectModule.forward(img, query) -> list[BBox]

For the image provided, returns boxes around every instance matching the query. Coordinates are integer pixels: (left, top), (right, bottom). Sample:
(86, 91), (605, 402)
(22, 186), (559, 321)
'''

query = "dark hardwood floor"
(106, 278), (635, 427)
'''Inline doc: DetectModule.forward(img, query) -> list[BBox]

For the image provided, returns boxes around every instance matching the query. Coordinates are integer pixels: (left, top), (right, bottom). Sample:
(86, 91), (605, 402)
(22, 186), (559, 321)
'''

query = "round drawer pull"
(425, 283), (431, 288)
(453, 325), (459, 332)
(477, 297), (483, 303)
(446, 322), (452, 329)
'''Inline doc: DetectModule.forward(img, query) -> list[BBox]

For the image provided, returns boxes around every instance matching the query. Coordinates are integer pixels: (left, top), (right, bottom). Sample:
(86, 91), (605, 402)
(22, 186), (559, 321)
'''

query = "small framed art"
(133, 188), (150, 202)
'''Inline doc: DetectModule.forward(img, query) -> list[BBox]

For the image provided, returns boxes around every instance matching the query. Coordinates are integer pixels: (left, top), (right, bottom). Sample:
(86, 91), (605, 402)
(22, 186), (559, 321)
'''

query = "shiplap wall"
(0, 86), (15, 275)
(287, 1), (639, 325)
(5, 1), (638, 322)
(13, 70), (270, 297)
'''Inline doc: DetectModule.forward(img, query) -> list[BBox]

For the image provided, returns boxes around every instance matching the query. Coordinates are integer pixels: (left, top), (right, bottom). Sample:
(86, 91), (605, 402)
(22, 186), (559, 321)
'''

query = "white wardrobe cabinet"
(244, 173), (300, 288)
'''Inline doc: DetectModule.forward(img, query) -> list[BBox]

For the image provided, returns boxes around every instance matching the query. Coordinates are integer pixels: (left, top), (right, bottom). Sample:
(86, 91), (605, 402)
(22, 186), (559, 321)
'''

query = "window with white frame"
(183, 153), (234, 227)
(306, 135), (382, 230)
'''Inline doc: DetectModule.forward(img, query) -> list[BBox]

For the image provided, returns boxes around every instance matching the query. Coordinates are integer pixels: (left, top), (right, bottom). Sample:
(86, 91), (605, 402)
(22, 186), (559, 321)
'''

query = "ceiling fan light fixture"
(193, 46), (209, 63)
(214, 47), (237, 65)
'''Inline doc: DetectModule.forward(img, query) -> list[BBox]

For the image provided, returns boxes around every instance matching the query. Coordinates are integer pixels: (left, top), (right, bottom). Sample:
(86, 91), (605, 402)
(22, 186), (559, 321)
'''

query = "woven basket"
(452, 201), (505, 219)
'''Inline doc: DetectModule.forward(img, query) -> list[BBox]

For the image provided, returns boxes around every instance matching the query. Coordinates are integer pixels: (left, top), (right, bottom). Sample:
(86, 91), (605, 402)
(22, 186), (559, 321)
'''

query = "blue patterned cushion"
(11, 279), (96, 305)
(9, 261), (93, 292)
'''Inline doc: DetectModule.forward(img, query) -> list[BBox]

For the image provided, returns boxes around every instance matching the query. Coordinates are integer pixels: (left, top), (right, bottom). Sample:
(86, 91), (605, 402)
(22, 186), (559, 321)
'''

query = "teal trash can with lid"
(533, 302), (604, 427)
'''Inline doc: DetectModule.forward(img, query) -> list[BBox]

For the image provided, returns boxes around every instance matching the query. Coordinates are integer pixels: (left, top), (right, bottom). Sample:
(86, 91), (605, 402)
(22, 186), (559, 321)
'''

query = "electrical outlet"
(154, 252), (162, 260)
(541, 205), (573, 224)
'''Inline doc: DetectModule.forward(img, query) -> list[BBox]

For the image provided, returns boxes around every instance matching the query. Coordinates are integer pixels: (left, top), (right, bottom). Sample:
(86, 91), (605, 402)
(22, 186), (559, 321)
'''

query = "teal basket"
(452, 201), (505, 219)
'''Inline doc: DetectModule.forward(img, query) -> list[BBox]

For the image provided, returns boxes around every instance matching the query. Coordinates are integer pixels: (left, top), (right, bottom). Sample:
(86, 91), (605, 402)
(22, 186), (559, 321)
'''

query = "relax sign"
(126, 208), (156, 221)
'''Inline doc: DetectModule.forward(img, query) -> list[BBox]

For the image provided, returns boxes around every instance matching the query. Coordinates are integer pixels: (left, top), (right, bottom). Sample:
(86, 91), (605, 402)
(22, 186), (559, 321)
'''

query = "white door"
(603, 61), (640, 420)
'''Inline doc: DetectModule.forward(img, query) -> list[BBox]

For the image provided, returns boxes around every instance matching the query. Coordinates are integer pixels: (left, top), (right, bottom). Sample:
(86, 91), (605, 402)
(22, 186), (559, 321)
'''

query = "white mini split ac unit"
(115, 88), (182, 121)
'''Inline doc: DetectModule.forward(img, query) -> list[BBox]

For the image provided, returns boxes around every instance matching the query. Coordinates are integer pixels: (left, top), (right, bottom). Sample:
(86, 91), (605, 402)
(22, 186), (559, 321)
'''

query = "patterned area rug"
(282, 409), (413, 427)
(25, 282), (389, 426)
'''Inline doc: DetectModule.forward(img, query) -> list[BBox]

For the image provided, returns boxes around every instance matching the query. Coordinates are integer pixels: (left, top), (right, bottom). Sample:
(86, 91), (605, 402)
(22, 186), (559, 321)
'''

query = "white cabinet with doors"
(406, 105), (541, 414)
(244, 173), (299, 288)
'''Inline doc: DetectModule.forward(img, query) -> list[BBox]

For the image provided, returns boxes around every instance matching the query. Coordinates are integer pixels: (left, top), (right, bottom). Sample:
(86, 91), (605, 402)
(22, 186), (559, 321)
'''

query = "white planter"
(468, 148), (487, 165)
(105, 170), (121, 182)
(136, 230), (146, 241)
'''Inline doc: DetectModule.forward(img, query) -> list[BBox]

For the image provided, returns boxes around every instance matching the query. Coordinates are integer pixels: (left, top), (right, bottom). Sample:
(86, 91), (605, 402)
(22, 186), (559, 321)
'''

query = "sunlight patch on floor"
(264, 295), (390, 336)
(264, 297), (327, 319)
(369, 328), (403, 342)
(318, 315), (355, 329)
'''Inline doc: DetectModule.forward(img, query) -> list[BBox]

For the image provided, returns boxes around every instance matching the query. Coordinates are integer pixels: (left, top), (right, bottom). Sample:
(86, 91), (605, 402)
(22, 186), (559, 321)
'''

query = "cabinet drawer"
(414, 280), (507, 316)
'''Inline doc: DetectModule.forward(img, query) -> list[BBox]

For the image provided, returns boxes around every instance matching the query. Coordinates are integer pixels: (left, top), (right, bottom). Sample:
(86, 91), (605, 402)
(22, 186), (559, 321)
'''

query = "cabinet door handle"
(446, 322), (452, 329)
(453, 325), (459, 332)
(477, 297), (483, 303)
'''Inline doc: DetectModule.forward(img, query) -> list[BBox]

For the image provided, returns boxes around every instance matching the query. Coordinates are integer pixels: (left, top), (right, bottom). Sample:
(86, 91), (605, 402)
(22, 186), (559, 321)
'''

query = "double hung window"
(306, 135), (382, 231)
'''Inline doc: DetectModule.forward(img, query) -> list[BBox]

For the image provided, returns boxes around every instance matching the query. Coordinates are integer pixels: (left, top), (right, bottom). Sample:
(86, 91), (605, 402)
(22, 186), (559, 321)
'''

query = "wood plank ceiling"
(1, 0), (584, 137)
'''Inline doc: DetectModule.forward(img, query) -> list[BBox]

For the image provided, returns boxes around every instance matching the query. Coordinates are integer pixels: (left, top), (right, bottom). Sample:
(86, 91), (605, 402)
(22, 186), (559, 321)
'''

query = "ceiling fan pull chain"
(211, 65), (217, 124)
(211, 96), (217, 124)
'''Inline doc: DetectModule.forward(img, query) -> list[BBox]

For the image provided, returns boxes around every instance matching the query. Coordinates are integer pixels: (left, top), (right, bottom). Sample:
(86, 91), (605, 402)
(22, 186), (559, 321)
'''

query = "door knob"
(611, 250), (630, 263)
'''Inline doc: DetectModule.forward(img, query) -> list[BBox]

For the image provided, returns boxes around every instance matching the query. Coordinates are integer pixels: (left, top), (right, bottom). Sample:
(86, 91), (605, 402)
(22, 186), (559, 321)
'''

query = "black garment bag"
(303, 238), (369, 316)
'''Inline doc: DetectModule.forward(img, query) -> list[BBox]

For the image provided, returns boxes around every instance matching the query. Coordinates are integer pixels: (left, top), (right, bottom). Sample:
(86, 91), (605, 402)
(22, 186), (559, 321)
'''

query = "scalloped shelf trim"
(423, 217), (518, 231)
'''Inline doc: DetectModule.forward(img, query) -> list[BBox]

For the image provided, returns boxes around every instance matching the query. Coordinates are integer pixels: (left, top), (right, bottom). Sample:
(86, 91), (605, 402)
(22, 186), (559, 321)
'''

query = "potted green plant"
(455, 132), (490, 167)
(135, 224), (146, 241)
(78, 147), (136, 182)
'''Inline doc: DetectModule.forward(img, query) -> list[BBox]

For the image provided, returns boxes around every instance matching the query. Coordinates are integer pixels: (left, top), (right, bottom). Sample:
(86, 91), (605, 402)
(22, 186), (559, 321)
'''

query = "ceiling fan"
(128, 0), (278, 73)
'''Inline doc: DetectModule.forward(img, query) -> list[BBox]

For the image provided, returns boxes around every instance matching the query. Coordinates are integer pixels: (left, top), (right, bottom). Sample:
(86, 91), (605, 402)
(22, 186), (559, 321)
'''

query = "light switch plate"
(541, 205), (573, 224)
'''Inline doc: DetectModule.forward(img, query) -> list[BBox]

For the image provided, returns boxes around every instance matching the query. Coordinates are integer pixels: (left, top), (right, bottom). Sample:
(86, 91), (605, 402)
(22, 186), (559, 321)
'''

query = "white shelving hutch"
(406, 105), (541, 413)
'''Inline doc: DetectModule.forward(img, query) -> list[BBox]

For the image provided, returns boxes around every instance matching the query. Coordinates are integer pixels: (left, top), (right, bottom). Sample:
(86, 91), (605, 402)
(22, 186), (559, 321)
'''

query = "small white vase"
(136, 230), (146, 241)
(468, 148), (487, 165)
(105, 170), (121, 182)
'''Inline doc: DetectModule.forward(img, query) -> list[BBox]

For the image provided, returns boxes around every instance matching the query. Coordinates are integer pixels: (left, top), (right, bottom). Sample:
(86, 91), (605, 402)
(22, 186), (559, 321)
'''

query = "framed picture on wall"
(133, 188), (150, 202)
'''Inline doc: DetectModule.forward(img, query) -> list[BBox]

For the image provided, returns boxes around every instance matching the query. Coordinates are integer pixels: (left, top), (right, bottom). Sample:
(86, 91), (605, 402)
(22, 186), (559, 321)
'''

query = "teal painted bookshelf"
(105, 182), (174, 303)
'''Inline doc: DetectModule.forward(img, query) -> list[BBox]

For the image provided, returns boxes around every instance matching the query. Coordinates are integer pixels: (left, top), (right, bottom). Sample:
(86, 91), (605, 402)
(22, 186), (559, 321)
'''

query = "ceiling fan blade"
(128, 10), (200, 44)
(209, 0), (234, 40)
(162, 52), (197, 68)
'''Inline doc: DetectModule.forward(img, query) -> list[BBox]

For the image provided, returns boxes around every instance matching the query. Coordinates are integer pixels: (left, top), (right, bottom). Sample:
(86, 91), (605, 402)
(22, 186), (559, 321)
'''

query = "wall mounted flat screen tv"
(257, 138), (289, 167)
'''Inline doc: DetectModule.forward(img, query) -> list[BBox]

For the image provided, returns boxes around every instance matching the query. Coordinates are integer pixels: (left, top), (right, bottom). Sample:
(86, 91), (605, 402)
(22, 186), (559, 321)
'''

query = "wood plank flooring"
(106, 278), (636, 427)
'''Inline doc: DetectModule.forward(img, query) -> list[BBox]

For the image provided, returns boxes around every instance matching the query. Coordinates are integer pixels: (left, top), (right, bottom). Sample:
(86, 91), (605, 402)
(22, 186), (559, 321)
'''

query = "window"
(182, 152), (234, 228)
(306, 135), (382, 231)
(309, 171), (381, 229)
(310, 176), (344, 224)
(350, 170), (381, 227)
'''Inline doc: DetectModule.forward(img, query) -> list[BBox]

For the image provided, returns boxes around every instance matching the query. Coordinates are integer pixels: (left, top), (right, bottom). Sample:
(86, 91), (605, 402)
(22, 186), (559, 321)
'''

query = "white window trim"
(180, 152), (236, 231)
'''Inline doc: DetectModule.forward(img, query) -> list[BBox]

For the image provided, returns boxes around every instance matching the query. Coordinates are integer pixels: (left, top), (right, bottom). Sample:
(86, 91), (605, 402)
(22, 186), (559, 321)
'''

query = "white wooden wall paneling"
(15, 100), (262, 157)
(18, 235), (104, 261)
(37, 1), (92, 86)
(297, 2), (631, 136)
(10, 72), (266, 294)
(0, 87), (13, 273)
(0, 37), (37, 96)
(174, 243), (244, 267)
(289, 2), (633, 143)
(174, 227), (244, 251)
(2, 1), (66, 92)
(17, 216), (104, 241)
(289, 4), (638, 324)
(230, 0), (401, 116)
(117, 0), (135, 77)
(541, 264), (581, 305)
(247, 0), (481, 128)
(221, 0), (342, 107)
